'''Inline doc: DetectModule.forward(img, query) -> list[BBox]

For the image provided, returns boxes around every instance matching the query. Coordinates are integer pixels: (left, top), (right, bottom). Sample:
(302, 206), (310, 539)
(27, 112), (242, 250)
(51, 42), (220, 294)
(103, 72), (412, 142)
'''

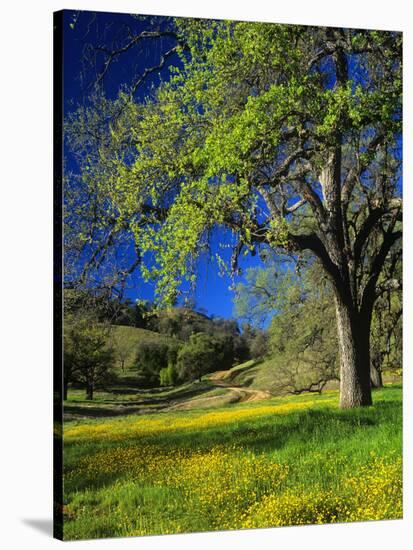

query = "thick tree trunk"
(335, 296), (372, 408)
(86, 382), (94, 400)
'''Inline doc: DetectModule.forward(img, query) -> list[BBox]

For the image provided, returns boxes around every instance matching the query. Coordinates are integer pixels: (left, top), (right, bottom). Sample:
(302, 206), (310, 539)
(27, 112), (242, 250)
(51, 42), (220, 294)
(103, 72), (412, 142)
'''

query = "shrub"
(159, 363), (179, 387)
(135, 340), (181, 387)
(135, 341), (169, 387)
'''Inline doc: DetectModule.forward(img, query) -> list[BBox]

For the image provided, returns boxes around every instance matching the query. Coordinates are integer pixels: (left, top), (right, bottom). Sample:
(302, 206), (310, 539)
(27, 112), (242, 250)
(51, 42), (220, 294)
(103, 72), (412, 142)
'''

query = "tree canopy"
(66, 19), (402, 408)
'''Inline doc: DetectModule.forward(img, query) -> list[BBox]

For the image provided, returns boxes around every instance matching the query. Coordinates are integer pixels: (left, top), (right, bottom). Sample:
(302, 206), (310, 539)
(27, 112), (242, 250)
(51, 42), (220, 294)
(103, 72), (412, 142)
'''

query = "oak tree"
(68, 20), (402, 408)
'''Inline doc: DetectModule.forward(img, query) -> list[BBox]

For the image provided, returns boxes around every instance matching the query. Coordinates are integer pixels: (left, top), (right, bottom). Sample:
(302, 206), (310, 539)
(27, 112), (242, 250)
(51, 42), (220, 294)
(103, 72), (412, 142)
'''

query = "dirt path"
(208, 369), (271, 401)
(168, 370), (272, 410)
(168, 370), (272, 411)
(208, 370), (232, 381)
(65, 369), (273, 418)
(211, 379), (272, 403)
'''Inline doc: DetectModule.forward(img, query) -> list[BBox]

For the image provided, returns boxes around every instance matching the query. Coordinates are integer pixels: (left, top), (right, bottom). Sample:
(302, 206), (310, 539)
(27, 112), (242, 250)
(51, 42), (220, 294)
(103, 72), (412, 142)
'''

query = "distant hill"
(149, 307), (240, 341)
(107, 308), (248, 390)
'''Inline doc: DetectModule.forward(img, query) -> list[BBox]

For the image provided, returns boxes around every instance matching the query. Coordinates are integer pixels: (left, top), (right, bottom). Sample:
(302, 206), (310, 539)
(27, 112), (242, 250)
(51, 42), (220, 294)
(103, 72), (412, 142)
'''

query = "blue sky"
(63, 10), (402, 322)
(63, 10), (265, 320)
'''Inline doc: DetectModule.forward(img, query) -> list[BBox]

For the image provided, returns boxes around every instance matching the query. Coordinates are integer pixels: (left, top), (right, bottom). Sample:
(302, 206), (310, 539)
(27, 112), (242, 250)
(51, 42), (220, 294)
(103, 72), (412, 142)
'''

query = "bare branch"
(354, 199), (402, 268)
(129, 45), (180, 97)
(361, 229), (402, 316)
(285, 198), (307, 214)
(95, 30), (179, 86)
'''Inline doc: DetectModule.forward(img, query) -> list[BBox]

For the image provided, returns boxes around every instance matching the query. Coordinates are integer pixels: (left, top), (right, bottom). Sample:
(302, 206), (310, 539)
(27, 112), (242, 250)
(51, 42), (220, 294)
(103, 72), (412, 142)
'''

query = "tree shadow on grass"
(65, 383), (220, 419)
(140, 402), (399, 454)
(63, 399), (401, 496)
(64, 405), (147, 419)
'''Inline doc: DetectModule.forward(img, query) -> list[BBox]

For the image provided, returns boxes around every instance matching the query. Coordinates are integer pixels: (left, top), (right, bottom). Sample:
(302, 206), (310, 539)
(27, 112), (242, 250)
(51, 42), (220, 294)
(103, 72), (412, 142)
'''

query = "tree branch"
(361, 230), (402, 317)
(285, 198), (307, 214)
(375, 278), (402, 298)
(95, 30), (179, 86)
(353, 199), (402, 268)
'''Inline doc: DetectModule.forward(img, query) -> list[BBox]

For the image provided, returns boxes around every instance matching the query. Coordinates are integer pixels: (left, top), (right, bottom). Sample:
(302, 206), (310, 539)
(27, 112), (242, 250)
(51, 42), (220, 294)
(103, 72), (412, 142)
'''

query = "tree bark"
(335, 295), (372, 408)
(370, 362), (383, 388)
(86, 382), (94, 400)
(63, 381), (68, 401)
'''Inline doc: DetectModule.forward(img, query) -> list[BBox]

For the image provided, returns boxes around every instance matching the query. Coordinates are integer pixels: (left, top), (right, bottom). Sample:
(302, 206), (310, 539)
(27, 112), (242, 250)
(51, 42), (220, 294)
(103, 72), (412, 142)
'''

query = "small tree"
(177, 333), (222, 382)
(159, 341), (181, 386)
(110, 329), (136, 372)
(64, 320), (115, 400)
(267, 265), (339, 394)
(135, 340), (181, 387)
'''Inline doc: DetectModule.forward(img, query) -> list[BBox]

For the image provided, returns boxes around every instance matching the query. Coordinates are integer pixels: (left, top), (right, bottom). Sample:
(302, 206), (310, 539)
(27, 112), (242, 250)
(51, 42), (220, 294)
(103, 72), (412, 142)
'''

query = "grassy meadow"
(59, 12), (403, 543)
(62, 384), (402, 540)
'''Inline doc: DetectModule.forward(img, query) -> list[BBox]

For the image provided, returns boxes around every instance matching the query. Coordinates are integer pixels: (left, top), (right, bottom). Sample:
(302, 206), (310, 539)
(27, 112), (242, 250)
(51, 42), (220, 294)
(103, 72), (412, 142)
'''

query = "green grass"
(62, 384), (402, 540)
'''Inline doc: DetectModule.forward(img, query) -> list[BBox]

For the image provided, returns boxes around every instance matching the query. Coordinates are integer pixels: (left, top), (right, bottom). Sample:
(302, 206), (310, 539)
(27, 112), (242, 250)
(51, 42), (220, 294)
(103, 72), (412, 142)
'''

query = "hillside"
(208, 356), (401, 396)
(65, 340), (402, 420)
(88, 322), (289, 392)
(62, 385), (402, 539)
(207, 357), (336, 394)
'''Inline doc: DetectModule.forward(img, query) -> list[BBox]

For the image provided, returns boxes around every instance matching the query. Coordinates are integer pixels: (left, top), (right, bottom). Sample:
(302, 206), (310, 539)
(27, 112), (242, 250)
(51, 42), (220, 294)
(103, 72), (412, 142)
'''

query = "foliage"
(65, 17), (402, 407)
(109, 299), (150, 328)
(67, 23), (401, 303)
(128, 24), (400, 305)
(64, 318), (116, 399)
(159, 363), (179, 387)
(64, 289), (151, 329)
(150, 307), (218, 339)
(64, 92), (144, 296)
(268, 265), (339, 394)
(151, 308), (247, 362)
(235, 260), (339, 393)
(370, 248), (402, 383)
(67, 308), (250, 390)
(107, 324), (177, 376)
(176, 333), (223, 382)
(109, 329), (137, 372)
(147, 308), (249, 372)
(236, 254), (401, 393)
(234, 259), (283, 327)
(135, 340), (181, 387)
(249, 331), (269, 359)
